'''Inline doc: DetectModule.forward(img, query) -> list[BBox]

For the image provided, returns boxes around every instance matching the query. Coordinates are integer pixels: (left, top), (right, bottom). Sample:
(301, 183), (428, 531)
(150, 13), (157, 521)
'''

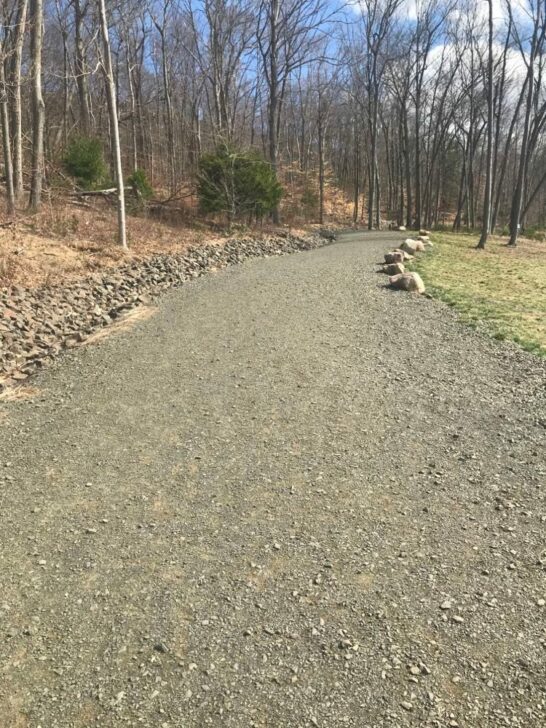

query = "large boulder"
(401, 239), (426, 255)
(389, 272), (426, 294)
(395, 248), (414, 261)
(383, 262), (405, 275)
(384, 251), (405, 264)
(398, 225), (406, 232)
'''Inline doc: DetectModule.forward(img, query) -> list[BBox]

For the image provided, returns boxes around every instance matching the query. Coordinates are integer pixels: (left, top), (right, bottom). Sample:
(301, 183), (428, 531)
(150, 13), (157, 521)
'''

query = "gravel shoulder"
(0, 231), (545, 727)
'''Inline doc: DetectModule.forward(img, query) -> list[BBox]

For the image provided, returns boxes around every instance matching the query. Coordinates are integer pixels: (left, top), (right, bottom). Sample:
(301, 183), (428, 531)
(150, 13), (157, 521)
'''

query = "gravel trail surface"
(1, 231), (545, 728)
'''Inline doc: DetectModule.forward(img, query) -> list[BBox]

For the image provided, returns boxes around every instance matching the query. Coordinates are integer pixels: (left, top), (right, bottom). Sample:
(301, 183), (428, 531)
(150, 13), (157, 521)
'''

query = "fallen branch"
(68, 199), (93, 209)
(70, 187), (134, 197)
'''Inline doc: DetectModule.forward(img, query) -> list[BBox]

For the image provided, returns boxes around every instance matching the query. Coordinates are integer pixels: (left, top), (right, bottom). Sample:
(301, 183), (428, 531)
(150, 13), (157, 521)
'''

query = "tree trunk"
(60, 23), (69, 149)
(9, 0), (28, 203)
(160, 33), (175, 193)
(490, 15), (512, 231)
(268, 0), (280, 224)
(0, 57), (15, 215)
(508, 69), (535, 246)
(491, 82), (526, 230)
(414, 86), (422, 230)
(398, 115), (405, 225)
(403, 106), (412, 228)
(98, 0), (127, 249)
(126, 49), (138, 173)
(317, 97), (324, 225)
(453, 142), (466, 231)
(374, 160), (380, 228)
(29, 0), (45, 212)
(477, 0), (494, 249)
(74, 0), (91, 135)
(353, 118), (360, 223)
(522, 166), (546, 219)
(367, 92), (379, 230)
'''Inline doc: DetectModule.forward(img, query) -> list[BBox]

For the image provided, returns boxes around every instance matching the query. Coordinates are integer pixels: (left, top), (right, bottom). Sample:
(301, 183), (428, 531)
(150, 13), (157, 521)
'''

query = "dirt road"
(1, 232), (544, 727)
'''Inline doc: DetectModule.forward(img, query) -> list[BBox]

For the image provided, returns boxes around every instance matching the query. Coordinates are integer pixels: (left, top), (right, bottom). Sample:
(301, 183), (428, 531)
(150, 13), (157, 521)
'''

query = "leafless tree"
(506, 0), (546, 246)
(29, 0), (45, 212)
(257, 0), (336, 222)
(0, 29), (15, 214)
(477, 0), (494, 248)
(97, 0), (127, 248)
(1, 0), (546, 240)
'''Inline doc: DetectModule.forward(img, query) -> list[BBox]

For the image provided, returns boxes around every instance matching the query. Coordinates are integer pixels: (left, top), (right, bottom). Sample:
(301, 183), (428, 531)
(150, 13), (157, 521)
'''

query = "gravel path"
(1, 231), (545, 728)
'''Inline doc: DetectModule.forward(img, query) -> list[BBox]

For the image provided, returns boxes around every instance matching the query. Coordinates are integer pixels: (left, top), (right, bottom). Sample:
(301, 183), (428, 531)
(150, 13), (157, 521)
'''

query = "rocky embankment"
(0, 232), (328, 390)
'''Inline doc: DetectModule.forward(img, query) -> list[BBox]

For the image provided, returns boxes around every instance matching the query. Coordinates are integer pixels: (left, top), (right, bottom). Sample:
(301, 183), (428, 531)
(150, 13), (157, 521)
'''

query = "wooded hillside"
(1, 0), (546, 248)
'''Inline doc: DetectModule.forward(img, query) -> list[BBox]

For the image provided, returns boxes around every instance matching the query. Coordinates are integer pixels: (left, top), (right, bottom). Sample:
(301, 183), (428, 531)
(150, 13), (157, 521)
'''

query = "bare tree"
(1, 0), (546, 239)
(356, 0), (402, 229)
(506, 0), (546, 246)
(29, 0), (45, 212)
(97, 0), (127, 248)
(477, 0), (494, 249)
(315, 65), (330, 225)
(0, 30), (16, 214)
(151, 0), (176, 193)
(5, 0), (28, 203)
(185, 0), (255, 143)
(72, 0), (93, 135)
(257, 0), (335, 223)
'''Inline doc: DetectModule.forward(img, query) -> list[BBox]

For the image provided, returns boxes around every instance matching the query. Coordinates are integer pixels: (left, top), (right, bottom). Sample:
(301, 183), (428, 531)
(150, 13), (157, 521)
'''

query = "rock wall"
(0, 232), (328, 389)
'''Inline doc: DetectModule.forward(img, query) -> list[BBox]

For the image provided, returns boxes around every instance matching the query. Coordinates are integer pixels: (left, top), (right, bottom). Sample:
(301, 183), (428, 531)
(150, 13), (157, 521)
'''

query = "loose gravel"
(0, 232), (327, 387)
(0, 231), (545, 727)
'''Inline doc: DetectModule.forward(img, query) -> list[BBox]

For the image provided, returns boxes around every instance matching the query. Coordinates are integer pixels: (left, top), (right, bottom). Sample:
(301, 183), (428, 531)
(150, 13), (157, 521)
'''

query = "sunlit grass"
(409, 232), (546, 356)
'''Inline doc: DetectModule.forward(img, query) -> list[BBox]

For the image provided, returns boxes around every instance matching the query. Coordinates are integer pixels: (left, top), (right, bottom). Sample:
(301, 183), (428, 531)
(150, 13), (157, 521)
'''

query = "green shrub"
(522, 226), (546, 242)
(127, 169), (153, 200)
(63, 137), (106, 189)
(197, 145), (282, 223)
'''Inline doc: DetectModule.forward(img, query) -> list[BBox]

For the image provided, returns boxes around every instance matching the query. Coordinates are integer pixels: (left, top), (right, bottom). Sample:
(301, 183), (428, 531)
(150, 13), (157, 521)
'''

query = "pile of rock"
(0, 231), (327, 390)
(381, 232), (432, 295)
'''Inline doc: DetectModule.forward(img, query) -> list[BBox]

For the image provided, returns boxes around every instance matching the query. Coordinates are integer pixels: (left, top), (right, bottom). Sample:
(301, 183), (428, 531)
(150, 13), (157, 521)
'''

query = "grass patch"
(409, 232), (546, 356)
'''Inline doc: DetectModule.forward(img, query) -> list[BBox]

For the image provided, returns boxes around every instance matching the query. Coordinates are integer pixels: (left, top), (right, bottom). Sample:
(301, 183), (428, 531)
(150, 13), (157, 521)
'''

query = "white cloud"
(348, 0), (533, 29)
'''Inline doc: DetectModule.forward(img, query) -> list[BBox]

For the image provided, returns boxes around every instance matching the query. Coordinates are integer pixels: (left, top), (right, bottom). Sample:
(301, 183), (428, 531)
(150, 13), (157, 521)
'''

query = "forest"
(1, 0), (546, 249)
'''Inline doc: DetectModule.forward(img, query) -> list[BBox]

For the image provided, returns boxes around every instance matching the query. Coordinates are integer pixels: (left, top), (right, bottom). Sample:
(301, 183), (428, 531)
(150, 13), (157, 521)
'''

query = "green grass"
(409, 232), (546, 356)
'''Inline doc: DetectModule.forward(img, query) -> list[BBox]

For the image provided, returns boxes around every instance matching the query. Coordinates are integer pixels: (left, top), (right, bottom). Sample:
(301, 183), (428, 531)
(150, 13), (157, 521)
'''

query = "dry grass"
(0, 183), (343, 289)
(0, 385), (42, 402)
(0, 163), (355, 291)
(0, 196), (220, 289)
(82, 305), (158, 346)
(410, 231), (546, 356)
